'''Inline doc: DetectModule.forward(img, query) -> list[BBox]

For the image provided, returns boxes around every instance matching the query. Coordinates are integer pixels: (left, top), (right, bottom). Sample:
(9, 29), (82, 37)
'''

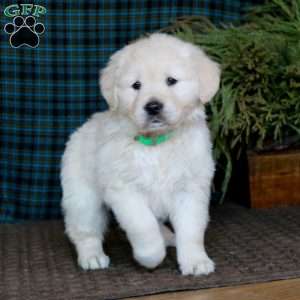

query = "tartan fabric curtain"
(0, 0), (263, 222)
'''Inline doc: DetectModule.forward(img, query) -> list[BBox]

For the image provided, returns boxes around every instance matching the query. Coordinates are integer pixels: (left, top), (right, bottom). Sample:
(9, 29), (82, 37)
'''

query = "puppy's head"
(100, 33), (220, 134)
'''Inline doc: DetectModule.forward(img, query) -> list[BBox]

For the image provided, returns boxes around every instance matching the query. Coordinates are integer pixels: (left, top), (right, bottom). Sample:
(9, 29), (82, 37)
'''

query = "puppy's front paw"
(78, 253), (110, 270)
(179, 254), (215, 276)
(75, 237), (110, 270)
(134, 241), (166, 269)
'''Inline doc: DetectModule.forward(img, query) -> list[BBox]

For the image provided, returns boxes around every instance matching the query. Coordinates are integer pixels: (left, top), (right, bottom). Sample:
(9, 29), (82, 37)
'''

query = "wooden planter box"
(247, 149), (300, 208)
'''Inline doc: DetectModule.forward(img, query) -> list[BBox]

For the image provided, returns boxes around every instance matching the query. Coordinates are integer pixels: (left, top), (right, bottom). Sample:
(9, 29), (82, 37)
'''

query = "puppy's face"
(100, 34), (220, 134)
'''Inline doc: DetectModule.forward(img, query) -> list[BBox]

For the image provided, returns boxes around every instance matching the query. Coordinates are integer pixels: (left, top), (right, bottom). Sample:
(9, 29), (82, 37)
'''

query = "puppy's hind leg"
(62, 185), (110, 270)
(159, 223), (175, 247)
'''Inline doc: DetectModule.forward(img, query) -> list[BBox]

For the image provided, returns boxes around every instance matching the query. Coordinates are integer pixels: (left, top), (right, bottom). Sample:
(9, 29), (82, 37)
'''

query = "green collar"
(135, 133), (172, 146)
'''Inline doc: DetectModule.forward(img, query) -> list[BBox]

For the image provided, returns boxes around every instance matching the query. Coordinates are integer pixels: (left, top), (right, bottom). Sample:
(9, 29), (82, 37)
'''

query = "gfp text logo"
(3, 4), (47, 48)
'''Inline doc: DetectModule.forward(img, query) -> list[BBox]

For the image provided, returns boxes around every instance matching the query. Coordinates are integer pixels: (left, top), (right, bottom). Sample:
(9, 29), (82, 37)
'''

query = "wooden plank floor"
(126, 278), (300, 300)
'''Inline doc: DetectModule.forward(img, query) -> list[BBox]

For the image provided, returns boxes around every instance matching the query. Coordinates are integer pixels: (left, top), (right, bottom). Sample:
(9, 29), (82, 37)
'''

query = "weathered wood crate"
(247, 149), (300, 208)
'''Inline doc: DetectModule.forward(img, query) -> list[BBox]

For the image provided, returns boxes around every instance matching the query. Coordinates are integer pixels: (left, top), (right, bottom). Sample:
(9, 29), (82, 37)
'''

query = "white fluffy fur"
(61, 33), (220, 275)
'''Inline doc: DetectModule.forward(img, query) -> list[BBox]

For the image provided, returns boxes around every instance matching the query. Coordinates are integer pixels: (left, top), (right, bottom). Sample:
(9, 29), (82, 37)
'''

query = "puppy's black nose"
(144, 100), (164, 116)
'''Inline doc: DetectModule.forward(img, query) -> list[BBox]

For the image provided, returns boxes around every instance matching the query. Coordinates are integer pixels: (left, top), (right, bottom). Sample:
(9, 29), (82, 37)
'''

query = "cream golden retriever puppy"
(61, 33), (220, 276)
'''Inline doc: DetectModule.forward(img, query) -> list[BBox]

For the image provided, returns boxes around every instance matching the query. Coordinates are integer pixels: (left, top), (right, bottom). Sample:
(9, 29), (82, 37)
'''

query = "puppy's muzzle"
(144, 99), (164, 116)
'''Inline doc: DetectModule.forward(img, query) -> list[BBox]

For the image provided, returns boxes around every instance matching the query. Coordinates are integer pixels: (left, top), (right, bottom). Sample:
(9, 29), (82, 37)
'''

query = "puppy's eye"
(132, 81), (141, 90)
(166, 77), (178, 86)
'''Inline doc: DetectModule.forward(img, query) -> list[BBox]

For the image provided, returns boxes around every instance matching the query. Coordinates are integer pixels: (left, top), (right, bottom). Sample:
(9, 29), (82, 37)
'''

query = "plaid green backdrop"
(0, 0), (263, 222)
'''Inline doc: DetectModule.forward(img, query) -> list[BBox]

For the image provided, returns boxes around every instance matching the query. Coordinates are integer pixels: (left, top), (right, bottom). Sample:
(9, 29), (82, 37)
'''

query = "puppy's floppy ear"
(193, 47), (221, 104)
(99, 50), (124, 111)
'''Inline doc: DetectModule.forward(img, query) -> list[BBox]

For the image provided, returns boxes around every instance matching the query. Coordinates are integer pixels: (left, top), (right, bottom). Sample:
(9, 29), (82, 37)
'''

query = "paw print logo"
(4, 16), (45, 48)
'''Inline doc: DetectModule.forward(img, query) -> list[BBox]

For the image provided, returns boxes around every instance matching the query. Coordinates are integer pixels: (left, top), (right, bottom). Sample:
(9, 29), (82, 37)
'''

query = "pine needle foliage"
(168, 0), (300, 202)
